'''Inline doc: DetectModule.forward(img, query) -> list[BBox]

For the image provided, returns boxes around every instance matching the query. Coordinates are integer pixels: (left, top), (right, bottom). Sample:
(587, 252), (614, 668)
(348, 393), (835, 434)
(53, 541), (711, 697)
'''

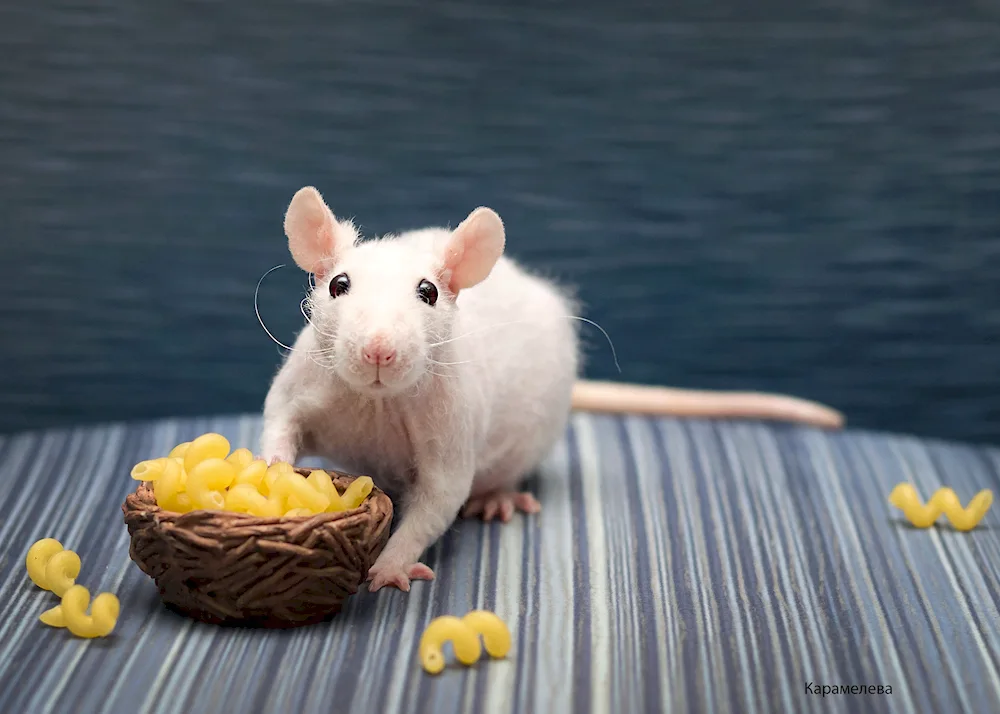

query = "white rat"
(258, 186), (845, 592)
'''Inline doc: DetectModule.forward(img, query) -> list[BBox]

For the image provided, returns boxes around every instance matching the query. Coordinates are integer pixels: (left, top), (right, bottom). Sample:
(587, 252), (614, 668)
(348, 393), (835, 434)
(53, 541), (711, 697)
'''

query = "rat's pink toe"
(514, 493), (541, 513)
(407, 563), (435, 581)
(483, 500), (500, 521)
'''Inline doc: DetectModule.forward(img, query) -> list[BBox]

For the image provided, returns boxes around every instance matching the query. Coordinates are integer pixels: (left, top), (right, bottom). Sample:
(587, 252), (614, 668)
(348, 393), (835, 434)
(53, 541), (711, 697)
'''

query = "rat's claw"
(367, 562), (435, 592)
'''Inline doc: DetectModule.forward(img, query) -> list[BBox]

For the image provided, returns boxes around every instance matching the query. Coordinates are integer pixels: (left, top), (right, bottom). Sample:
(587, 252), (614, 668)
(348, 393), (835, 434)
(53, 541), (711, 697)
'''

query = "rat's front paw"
(366, 559), (435, 593)
(256, 433), (298, 466)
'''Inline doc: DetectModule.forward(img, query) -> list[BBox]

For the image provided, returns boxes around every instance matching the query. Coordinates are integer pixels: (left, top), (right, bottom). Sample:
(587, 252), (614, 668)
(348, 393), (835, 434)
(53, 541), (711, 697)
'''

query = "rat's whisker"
(427, 355), (479, 367)
(427, 357), (477, 367)
(427, 320), (532, 348)
(565, 315), (622, 373)
(311, 348), (340, 367)
(300, 298), (321, 332)
(307, 345), (339, 364)
(305, 353), (328, 370)
(255, 264), (338, 354)
(300, 298), (339, 340)
(255, 264), (298, 351)
(428, 314), (620, 372)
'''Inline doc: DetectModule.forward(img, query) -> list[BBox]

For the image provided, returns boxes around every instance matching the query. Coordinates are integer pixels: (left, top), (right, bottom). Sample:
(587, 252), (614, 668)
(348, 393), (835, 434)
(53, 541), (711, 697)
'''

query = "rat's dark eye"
(329, 273), (350, 298)
(417, 279), (438, 306)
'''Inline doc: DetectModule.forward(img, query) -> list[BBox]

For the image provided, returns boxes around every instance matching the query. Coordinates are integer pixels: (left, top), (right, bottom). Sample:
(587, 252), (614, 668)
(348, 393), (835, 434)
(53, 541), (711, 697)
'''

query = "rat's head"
(284, 186), (505, 396)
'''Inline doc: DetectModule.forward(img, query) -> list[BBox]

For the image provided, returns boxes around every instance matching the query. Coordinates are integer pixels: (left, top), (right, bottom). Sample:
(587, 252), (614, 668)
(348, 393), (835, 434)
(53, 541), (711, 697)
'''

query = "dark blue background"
(2, 1), (998, 444)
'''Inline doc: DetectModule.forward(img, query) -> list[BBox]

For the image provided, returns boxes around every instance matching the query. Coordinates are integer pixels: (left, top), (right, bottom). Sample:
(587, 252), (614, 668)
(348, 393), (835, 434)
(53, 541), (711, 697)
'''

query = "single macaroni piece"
(340, 477), (374, 510)
(307, 470), (341, 509)
(183, 432), (232, 472)
(419, 616), (484, 675)
(889, 483), (993, 531)
(186, 458), (238, 510)
(262, 462), (293, 496)
(226, 448), (254, 468)
(26, 539), (81, 596)
(130, 458), (168, 482)
(418, 610), (512, 674)
(153, 457), (191, 513)
(234, 460), (268, 490)
(461, 610), (512, 659)
(270, 472), (330, 512)
(40, 585), (120, 638)
(225, 484), (282, 517)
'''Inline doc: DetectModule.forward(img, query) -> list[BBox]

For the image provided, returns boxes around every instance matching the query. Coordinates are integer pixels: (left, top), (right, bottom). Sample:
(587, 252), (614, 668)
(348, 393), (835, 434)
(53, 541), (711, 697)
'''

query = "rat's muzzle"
(350, 331), (413, 391)
(361, 334), (396, 368)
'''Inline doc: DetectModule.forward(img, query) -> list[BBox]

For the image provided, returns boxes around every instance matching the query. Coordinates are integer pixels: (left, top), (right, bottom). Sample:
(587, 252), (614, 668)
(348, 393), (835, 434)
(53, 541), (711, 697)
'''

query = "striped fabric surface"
(0, 413), (998, 714)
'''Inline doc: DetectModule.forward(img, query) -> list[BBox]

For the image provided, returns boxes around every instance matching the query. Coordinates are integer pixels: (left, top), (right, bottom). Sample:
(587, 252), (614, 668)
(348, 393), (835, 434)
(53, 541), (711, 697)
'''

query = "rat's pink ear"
(284, 186), (356, 277)
(441, 207), (505, 294)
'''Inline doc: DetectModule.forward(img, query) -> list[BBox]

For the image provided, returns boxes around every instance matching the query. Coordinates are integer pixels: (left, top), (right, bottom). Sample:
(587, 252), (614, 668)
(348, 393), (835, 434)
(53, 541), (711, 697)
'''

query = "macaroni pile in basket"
(131, 432), (373, 517)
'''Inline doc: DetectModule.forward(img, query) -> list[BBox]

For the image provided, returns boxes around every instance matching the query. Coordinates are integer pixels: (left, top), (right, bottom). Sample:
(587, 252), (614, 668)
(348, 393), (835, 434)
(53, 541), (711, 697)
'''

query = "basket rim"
(123, 466), (391, 524)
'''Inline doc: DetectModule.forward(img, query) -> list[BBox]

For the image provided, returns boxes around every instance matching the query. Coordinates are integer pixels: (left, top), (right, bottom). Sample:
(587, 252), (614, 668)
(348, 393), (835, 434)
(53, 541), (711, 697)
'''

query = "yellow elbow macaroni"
(889, 482), (992, 531)
(234, 459), (268, 489)
(269, 472), (331, 512)
(40, 586), (120, 639)
(307, 469), (339, 506)
(186, 458), (237, 510)
(419, 610), (512, 674)
(151, 458), (188, 513)
(183, 433), (231, 473)
(225, 484), (283, 517)
(132, 433), (377, 518)
(340, 475), (374, 509)
(226, 448), (254, 468)
(130, 458), (167, 482)
(25, 539), (81, 596)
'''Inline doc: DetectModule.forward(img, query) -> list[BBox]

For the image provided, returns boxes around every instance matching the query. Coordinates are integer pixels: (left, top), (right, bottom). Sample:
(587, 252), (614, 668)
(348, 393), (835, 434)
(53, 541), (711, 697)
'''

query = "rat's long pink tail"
(571, 380), (844, 429)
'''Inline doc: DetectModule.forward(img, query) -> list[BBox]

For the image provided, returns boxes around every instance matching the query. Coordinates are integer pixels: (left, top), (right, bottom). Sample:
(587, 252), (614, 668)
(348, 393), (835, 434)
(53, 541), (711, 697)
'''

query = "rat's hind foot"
(462, 491), (541, 523)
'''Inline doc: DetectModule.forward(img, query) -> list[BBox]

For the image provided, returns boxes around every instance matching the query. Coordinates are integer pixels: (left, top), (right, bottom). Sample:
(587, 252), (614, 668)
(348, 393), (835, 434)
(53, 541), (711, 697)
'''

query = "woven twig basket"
(122, 467), (393, 628)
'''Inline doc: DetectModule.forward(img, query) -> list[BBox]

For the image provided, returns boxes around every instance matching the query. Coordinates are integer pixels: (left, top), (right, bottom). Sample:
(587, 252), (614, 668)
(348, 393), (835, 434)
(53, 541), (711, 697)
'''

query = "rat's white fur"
(260, 187), (577, 591)
(261, 186), (847, 592)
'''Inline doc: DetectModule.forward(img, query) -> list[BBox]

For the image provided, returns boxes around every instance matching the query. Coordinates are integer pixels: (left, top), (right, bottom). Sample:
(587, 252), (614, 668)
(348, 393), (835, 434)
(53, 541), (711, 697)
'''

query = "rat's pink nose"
(362, 336), (396, 366)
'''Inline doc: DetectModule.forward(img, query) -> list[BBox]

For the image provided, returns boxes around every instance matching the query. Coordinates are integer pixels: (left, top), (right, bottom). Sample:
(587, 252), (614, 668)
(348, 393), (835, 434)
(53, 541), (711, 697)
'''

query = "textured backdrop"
(1, 1), (999, 443)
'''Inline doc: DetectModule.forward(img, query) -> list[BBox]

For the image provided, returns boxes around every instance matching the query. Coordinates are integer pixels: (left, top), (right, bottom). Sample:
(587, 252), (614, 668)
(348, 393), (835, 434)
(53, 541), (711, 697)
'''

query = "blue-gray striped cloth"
(0, 414), (998, 714)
